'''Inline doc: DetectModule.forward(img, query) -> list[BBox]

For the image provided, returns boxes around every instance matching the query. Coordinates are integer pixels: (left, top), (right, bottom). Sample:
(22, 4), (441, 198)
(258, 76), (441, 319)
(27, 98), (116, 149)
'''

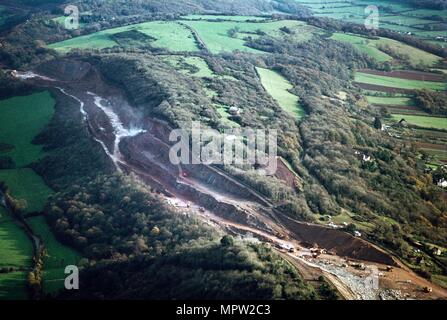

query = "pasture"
(28, 216), (81, 295)
(162, 55), (237, 81)
(0, 207), (33, 300)
(257, 67), (304, 119)
(162, 56), (216, 78)
(355, 72), (447, 91)
(181, 19), (317, 54)
(366, 95), (414, 106)
(0, 169), (52, 213)
(391, 114), (447, 130)
(330, 33), (392, 62)
(181, 15), (268, 21)
(49, 21), (200, 52)
(0, 91), (55, 167)
(331, 33), (442, 67)
(294, 0), (447, 44)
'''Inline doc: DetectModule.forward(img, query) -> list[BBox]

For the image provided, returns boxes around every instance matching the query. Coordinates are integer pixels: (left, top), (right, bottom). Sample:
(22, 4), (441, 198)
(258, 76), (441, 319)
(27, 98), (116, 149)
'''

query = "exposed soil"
(274, 157), (300, 190)
(354, 82), (412, 94)
(413, 141), (447, 151)
(278, 215), (398, 266)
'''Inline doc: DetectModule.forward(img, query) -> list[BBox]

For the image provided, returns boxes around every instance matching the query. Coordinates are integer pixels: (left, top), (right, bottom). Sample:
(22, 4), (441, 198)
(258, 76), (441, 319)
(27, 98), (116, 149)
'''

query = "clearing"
(256, 67), (304, 119)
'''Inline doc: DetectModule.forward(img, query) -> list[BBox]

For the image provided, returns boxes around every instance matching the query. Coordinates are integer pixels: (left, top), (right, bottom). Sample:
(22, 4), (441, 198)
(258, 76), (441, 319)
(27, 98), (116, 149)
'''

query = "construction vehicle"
(423, 286), (433, 293)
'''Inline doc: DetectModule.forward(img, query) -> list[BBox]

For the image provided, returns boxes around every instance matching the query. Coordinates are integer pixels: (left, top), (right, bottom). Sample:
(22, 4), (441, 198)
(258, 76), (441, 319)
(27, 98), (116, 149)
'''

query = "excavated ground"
(16, 58), (447, 300)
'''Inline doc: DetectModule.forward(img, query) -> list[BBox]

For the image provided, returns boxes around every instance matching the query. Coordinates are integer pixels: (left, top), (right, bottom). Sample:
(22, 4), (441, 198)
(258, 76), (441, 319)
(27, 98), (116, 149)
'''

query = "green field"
(295, 0), (447, 44)
(162, 55), (237, 81)
(51, 16), (86, 29)
(0, 91), (55, 214)
(0, 169), (52, 213)
(355, 72), (447, 91)
(391, 114), (447, 130)
(49, 21), (200, 52)
(0, 91), (55, 167)
(183, 19), (317, 54)
(49, 18), (320, 54)
(257, 67), (304, 119)
(0, 90), (80, 298)
(181, 15), (268, 21)
(366, 95), (414, 106)
(331, 33), (442, 66)
(162, 56), (216, 78)
(0, 207), (33, 300)
(28, 216), (81, 295)
(331, 33), (392, 62)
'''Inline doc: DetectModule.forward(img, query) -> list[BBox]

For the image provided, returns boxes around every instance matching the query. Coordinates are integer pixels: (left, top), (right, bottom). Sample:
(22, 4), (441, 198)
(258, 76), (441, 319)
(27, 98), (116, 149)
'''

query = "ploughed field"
(361, 67), (447, 166)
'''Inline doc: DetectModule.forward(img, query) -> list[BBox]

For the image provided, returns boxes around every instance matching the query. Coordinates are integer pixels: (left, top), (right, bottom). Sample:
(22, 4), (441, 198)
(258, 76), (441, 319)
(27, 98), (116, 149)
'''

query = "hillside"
(0, 0), (446, 301)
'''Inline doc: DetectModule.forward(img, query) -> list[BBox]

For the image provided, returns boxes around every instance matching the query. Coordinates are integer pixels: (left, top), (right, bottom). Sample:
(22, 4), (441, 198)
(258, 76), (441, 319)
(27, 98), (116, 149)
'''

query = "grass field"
(51, 16), (86, 29)
(0, 91), (55, 167)
(295, 0), (447, 44)
(28, 216), (81, 295)
(0, 169), (52, 213)
(49, 21), (199, 52)
(49, 18), (321, 54)
(391, 114), (447, 130)
(257, 67), (304, 119)
(162, 56), (216, 78)
(183, 19), (317, 54)
(0, 207), (32, 300)
(162, 55), (237, 81)
(0, 90), (79, 298)
(355, 72), (447, 91)
(181, 15), (268, 21)
(331, 33), (442, 67)
(366, 95), (414, 106)
(331, 33), (392, 62)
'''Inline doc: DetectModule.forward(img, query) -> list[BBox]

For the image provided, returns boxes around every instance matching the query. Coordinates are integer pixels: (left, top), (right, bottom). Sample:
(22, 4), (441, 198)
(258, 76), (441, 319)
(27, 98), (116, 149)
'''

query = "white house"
(437, 179), (447, 188)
